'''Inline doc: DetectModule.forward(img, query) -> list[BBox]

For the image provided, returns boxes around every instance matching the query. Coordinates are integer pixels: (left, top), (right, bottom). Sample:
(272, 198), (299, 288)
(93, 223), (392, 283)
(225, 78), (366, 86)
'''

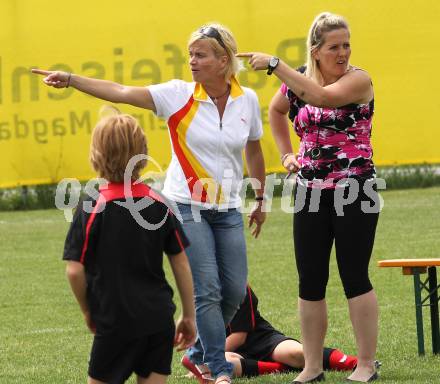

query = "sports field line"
(13, 326), (78, 336)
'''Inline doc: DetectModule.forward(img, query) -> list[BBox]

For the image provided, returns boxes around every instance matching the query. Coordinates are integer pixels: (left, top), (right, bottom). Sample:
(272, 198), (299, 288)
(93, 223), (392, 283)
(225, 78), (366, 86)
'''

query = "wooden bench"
(378, 259), (440, 355)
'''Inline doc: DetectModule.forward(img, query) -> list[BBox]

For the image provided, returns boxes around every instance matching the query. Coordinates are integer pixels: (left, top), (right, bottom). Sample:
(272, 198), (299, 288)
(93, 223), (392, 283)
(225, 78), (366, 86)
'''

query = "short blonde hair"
(188, 23), (243, 81)
(90, 108), (147, 183)
(305, 12), (350, 84)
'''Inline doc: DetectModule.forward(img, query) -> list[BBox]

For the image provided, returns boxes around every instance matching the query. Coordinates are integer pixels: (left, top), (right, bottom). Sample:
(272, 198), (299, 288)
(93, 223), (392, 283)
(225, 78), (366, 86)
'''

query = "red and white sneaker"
(181, 355), (214, 383)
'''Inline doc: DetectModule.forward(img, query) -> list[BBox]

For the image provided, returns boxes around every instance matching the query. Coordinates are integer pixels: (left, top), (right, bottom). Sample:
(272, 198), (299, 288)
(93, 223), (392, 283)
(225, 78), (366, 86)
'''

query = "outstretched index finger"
(31, 68), (51, 75)
(236, 53), (254, 58)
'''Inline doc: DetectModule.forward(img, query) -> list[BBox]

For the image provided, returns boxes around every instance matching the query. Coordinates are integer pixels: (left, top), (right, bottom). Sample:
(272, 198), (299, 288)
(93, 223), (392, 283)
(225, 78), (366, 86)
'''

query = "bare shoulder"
(339, 67), (373, 103)
(318, 66), (374, 107)
(343, 66), (373, 85)
(269, 89), (290, 113)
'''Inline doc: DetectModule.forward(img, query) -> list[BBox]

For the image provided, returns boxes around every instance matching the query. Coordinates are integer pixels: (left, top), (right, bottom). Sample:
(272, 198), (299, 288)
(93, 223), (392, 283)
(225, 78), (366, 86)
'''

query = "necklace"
(209, 84), (230, 105)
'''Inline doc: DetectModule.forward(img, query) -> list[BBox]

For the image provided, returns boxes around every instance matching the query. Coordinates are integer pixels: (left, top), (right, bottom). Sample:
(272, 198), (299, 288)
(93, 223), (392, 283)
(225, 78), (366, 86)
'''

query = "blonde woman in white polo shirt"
(33, 23), (266, 384)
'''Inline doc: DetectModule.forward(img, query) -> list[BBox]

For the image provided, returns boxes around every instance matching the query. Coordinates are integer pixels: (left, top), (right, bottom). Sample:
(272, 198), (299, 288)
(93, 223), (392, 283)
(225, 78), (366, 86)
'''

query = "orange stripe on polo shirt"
(168, 94), (220, 203)
(229, 76), (244, 99)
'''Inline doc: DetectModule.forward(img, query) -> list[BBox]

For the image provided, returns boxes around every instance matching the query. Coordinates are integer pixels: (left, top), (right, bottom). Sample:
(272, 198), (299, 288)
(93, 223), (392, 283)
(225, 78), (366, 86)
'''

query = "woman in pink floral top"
(280, 75), (376, 187)
(238, 12), (380, 383)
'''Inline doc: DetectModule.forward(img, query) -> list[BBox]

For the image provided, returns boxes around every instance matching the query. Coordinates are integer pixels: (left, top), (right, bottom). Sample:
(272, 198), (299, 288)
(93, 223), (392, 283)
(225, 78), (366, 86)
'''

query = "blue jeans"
(176, 203), (247, 378)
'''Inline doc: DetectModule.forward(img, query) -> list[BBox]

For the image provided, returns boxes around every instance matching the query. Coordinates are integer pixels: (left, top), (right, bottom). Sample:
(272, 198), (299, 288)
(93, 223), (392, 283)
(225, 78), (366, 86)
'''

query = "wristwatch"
(267, 56), (280, 75)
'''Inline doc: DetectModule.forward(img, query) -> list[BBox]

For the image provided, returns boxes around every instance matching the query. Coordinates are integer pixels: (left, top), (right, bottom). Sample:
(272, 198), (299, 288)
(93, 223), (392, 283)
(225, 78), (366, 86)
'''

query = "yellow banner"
(1, 0), (439, 188)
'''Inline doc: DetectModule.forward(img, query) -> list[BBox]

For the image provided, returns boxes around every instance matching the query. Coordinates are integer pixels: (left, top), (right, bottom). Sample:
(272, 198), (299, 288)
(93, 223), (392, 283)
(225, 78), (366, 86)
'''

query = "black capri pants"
(293, 179), (380, 301)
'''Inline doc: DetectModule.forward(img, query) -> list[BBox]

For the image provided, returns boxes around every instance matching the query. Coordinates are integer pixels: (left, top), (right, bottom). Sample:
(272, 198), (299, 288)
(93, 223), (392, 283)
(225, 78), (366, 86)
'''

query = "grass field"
(1, 187), (439, 383)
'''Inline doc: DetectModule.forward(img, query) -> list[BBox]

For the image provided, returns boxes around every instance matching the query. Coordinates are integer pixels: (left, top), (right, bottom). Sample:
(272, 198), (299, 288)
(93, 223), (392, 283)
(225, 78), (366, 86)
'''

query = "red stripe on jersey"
(247, 285), (256, 330)
(80, 195), (105, 264)
(174, 227), (185, 251)
(168, 95), (208, 202)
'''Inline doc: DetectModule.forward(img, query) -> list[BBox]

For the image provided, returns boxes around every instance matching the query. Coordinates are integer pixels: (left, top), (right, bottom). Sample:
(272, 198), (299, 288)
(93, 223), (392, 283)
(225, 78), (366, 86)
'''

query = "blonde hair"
(305, 12), (350, 84)
(90, 107), (147, 183)
(188, 23), (243, 81)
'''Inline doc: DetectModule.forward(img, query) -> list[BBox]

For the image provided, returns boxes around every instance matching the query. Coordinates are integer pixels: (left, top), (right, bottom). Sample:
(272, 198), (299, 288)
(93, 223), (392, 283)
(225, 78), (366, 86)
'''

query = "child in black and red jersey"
(63, 111), (196, 384)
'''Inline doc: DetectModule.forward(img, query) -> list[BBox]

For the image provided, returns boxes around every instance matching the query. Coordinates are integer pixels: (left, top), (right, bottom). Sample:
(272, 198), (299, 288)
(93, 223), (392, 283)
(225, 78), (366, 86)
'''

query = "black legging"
(293, 180), (380, 300)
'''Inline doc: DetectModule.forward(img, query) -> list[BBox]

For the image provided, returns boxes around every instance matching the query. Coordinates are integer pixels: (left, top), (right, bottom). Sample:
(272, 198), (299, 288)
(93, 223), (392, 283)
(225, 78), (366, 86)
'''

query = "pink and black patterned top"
(281, 68), (376, 189)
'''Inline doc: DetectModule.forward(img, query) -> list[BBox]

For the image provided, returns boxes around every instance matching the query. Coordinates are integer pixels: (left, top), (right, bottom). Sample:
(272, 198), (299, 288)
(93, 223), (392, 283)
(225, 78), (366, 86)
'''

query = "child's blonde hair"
(90, 107), (147, 183)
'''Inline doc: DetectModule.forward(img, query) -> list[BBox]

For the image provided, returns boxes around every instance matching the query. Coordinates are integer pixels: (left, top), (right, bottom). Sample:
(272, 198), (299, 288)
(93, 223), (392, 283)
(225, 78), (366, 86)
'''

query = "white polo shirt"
(148, 77), (263, 209)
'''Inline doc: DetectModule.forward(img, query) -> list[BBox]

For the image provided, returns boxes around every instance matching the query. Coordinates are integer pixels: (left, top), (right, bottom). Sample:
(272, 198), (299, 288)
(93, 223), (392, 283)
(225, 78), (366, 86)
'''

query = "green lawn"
(1, 188), (439, 383)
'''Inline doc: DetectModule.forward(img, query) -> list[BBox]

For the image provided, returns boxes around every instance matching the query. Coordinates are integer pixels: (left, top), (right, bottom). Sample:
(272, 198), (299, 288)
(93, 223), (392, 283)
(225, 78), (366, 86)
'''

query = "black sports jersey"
(63, 182), (189, 337)
(226, 286), (294, 360)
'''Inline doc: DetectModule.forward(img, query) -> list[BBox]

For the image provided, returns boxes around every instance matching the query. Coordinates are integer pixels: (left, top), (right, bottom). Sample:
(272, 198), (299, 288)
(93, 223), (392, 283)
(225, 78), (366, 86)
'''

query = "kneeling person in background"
(225, 286), (357, 377)
(183, 286), (356, 381)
